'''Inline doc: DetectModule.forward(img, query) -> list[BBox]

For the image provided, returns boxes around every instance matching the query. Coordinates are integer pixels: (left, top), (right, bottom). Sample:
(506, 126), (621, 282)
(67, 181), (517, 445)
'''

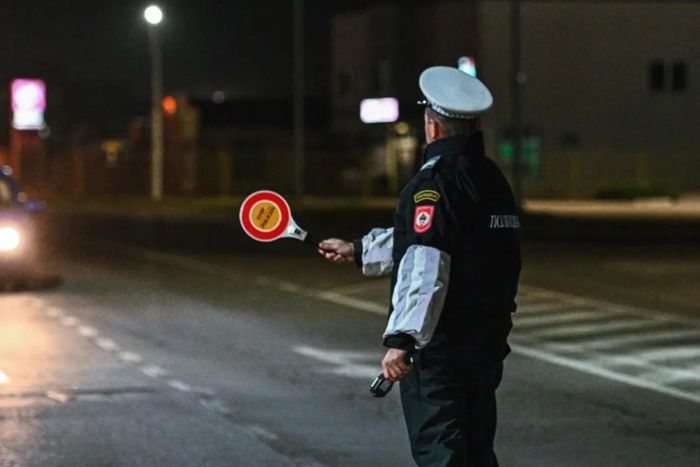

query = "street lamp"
(144, 5), (163, 25)
(510, 0), (524, 208)
(144, 5), (164, 200)
(293, 0), (305, 196)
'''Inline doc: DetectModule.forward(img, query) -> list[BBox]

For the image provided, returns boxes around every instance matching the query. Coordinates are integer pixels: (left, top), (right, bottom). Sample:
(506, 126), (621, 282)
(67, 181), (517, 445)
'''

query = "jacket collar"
(423, 131), (485, 164)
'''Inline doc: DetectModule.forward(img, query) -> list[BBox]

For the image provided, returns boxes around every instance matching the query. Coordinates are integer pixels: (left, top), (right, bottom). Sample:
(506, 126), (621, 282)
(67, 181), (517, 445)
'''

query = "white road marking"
(60, 316), (79, 327)
(119, 351), (143, 363)
(270, 280), (303, 293)
(254, 276), (386, 314)
(328, 365), (379, 379)
(584, 329), (700, 350)
(680, 364), (700, 378)
(199, 398), (232, 415)
(635, 346), (700, 362)
(638, 367), (700, 384)
(246, 424), (279, 441)
(38, 294), (218, 419)
(192, 387), (215, 397)
(115, 246), (700, 406)
(510, 344), (700, 405)
(140, 364), (168, 378)
(313, 291), (385, 315)
(78, 325), (99, 337)
(328, 280), (387, 295)
(0, 369), (10, 384)
(294, 345), (380, 379)
(513, 309), (610, 327)
(598, 351), (699, 380)
(120, 245), (387, 315)
(168, 380), (192, 392)
(527, 319), (658, 339)
(519, 285), (700, 327)
(95, 338), (119, 352)
(540, 343), (700, 384)
(517, 302), (577, 314)
(45, 390), (72, 404)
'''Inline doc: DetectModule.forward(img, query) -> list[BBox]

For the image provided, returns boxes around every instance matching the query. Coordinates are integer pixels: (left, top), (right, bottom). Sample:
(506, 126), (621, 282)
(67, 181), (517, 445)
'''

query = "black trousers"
(399, 348), (504, 467)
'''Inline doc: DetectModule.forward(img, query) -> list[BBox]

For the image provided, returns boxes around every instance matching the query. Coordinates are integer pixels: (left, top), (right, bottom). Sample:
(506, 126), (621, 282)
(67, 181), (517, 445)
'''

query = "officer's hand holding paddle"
(318, 238), (354, 263)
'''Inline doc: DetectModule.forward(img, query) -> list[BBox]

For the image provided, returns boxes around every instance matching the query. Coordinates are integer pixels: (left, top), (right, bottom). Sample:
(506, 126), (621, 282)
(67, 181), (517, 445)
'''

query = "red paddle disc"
(239, 191), (292, 242)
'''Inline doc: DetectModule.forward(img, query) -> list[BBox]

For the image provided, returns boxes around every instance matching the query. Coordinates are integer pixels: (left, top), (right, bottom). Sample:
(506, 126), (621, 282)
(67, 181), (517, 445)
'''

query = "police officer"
(319, 66), (521, 467)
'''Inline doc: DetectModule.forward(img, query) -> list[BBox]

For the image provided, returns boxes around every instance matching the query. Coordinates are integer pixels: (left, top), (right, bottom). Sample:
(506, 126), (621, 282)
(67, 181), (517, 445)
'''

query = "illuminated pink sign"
(11, 79), (46, 130)
(360, 98), (399, 124)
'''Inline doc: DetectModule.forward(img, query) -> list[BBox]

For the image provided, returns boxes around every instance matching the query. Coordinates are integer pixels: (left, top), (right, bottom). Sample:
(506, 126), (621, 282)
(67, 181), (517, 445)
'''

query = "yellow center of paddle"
(251, 201), (282, 232)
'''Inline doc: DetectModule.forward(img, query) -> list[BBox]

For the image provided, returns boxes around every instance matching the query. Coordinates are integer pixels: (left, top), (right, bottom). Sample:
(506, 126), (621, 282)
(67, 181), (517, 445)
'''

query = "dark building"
(331, 0), (700, 198)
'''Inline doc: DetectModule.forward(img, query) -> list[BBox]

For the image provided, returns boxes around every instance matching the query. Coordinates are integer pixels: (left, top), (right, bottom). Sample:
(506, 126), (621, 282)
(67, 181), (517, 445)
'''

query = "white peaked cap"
(419, 66), (493, 119)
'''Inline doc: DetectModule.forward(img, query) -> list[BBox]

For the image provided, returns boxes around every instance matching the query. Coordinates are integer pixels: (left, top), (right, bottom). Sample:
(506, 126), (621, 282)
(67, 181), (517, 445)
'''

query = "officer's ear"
(425, 113), (442, 143)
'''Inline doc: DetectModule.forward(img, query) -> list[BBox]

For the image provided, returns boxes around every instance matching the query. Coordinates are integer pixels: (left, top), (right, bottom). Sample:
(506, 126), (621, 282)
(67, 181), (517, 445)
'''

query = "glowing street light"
(144, 4), (165, 200)
(144, 5), (163, 25)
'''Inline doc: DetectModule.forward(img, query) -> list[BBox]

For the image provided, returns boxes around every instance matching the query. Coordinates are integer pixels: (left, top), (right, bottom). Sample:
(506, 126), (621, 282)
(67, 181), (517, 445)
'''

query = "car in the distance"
(0, 166), (45, 283)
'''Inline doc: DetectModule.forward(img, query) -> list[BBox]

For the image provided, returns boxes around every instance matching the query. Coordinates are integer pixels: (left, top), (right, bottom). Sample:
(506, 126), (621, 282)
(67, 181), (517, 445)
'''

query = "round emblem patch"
(413, 205), (435, 234)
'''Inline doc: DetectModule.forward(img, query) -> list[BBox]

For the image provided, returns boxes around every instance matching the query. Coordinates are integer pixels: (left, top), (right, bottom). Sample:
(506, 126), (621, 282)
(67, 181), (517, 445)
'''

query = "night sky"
(0, 0), (395, 127)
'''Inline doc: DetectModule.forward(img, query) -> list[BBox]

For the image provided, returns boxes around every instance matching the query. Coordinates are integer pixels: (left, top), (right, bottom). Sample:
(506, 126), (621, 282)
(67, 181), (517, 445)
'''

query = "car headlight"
(0, 226), (21, 252)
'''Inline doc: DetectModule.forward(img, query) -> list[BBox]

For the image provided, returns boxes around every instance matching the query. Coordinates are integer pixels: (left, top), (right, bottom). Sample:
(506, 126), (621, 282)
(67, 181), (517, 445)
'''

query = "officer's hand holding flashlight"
(318, 238), (355, 263)
(371, 351), (413, 397)
(382, 348), (410, 383)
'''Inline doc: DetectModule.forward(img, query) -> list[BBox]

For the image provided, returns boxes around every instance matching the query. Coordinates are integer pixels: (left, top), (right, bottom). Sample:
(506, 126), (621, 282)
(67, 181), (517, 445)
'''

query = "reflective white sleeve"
(361, 227), (394, 276)
(384, 245), (451, 349)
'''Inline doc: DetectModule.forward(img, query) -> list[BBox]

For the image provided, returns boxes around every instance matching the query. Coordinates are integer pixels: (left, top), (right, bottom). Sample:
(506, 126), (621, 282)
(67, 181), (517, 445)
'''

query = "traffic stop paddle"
(239, 190), (322, 248)
(241, 190), (398, 397)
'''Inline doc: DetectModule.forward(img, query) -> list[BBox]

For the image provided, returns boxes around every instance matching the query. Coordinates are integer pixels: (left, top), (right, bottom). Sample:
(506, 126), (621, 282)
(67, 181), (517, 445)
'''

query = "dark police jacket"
(354, 132), (521, 363)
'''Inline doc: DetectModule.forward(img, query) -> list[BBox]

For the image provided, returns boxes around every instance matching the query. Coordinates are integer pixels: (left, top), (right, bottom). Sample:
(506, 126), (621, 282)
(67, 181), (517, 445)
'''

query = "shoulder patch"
(420, 156), (441, 171)
(413, 189), (441, 204)
(414, 206), (435, 233)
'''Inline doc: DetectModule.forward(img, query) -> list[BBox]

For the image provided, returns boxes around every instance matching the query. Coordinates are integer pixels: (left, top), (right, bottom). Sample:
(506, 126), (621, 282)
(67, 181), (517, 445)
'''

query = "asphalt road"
(0, 212), (699, 466)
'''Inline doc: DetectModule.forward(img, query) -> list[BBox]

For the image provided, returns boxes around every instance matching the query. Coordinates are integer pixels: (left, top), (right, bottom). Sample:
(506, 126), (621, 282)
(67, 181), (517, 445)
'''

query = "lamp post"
(510, 0), (524, 207)
(293, 0), (305, 196)
(144, 5), (164, 200)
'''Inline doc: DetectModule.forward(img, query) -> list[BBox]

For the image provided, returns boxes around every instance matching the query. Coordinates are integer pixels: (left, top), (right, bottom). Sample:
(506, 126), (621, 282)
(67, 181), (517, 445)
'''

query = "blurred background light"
(0, 227), (21, 252)
(212, 91), (226, 104)
(162, 96), (177, 115)
(11, 79), (46, 130)
(144, 5), (163, 25)
(360, 98), (399, 124)
(457, 56), (477, 77)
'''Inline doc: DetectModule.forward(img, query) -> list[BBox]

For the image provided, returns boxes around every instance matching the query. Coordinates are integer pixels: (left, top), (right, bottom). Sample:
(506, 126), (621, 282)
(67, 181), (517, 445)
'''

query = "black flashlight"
(369, 354), (414, 398)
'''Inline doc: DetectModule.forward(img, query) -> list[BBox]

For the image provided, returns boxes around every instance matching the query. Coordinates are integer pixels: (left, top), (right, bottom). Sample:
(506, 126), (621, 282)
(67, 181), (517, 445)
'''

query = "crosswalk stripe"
(514, 309), (611, 328)
(525, 319), (659, 339)
(110, 245), (700, 406)
(634, 365), (700, 384)
(516, 302), (573, 314)
(674, 364), (700, 380)
(519, 285), (700, 327)
(635, 346), (700, 362)
(510, 344), (700, 405)
(584, 329), (700, 350)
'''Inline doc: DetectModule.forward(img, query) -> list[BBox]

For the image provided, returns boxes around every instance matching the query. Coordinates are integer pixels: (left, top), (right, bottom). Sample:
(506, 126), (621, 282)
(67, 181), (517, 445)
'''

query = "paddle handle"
(304, 232), (334, 253)
(303, 232), (317, 246)
(286, 223), (333, 253)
